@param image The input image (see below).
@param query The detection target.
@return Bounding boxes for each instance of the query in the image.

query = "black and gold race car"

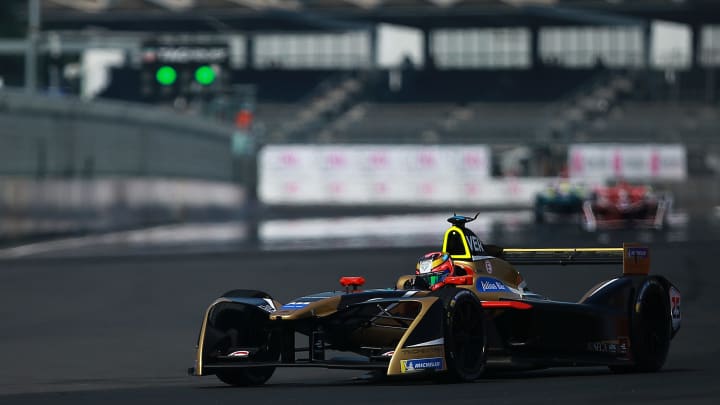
[189,215,682,386]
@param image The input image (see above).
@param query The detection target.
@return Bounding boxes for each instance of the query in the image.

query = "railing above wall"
[0,88,233,140]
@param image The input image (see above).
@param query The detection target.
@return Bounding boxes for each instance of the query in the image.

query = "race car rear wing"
[503,243,650,275]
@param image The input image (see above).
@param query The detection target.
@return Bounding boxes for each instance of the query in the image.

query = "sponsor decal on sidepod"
[587,338,629,354]
[400,357,444,373]
[476,277,509,292]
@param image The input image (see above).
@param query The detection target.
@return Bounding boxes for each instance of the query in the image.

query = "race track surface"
[1,217,719,404]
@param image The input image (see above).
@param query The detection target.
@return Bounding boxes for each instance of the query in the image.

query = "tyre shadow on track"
[193,367,697,389]
[483,366,696,380]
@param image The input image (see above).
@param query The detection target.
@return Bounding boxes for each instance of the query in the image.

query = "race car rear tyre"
[436,288,487,382]
[213,289,279,386]
[610,278,671,373]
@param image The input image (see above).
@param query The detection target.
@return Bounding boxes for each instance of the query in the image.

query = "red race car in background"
[582,181,672,231]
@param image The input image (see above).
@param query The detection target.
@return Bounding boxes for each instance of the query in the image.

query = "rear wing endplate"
[503,243,649,275]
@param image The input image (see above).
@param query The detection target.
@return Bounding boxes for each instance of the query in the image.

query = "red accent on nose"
[340,276,366,287]
[481,301,533,310]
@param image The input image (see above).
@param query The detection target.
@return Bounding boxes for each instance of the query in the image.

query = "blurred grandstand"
[1,0,720,239]
[3,1,714,147]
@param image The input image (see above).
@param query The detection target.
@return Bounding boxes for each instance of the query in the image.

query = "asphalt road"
[1,218,719,404]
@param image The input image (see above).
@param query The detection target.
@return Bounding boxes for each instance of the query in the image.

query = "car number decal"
[669,286,681,331]
[485,260,493,274]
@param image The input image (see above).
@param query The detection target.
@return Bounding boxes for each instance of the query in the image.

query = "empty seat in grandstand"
[443,103,550,143]
[330,103,452,142]
[254,103,303,138]
[324,102,553,144]
[585,102,719,144]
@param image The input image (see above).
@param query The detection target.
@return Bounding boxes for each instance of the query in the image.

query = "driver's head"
[415,252,454,289]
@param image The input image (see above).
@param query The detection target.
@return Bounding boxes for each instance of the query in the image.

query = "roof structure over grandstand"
[42,0,720,32]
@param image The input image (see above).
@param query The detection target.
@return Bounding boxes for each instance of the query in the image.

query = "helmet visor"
[418,271,449,287]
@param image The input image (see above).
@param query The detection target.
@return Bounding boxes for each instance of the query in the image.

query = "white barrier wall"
[259,145,548,206]
[568,144,687,181]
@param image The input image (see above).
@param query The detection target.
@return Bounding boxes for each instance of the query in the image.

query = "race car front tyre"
[610,278,671,373]
[216,368,275,387]
[212,289,279,386]
[436,288,487,382]
[220,289,272,299]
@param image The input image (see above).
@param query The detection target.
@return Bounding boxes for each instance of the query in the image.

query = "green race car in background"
[534,180,589,223]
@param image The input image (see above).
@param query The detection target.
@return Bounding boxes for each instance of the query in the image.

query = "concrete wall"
[0,89,246,240]
[0,89,235,180]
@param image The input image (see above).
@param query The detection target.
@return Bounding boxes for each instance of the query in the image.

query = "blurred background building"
[0,0,719,242]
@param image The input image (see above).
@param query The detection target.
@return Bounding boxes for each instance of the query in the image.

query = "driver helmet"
[415,252,454,289]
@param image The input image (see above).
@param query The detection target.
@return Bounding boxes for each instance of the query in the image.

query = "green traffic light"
[155,66,177,86]
[195,65,216,86]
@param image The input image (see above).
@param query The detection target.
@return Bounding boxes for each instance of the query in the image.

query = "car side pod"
[480,301,533,310]
[444,275,474,285]
[385,289,488,382]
